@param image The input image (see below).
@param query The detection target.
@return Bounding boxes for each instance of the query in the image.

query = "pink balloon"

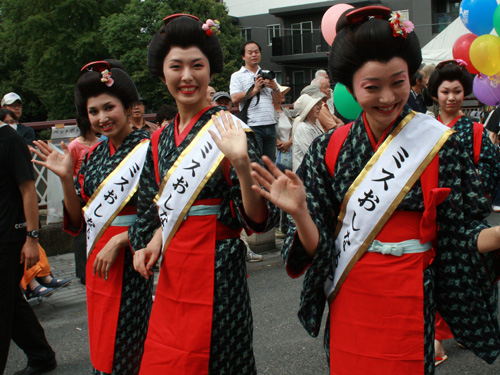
[321,4,355,46]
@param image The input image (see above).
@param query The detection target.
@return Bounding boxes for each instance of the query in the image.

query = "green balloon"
[494,4,500,36]
[333,83,362,120]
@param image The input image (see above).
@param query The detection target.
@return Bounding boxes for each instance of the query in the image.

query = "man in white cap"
[1,92,35,146]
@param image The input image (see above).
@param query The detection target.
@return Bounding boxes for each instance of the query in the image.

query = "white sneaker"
[492,205,500,213]
[246,249,263,262]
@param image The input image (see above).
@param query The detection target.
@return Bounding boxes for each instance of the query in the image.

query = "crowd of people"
[2,5,500,375]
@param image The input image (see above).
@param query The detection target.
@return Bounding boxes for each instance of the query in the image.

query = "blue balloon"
[460,0,497,36]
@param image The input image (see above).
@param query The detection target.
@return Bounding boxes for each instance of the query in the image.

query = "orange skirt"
[329,212,434,375]
[86,224,127,373]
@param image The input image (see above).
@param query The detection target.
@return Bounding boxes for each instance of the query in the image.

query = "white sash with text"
[155,113,249,253]
[83,139,150,257]
[324,113,452,302]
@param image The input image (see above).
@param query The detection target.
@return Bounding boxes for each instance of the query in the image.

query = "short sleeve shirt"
[0,125,35,242]
[229,66,276,127]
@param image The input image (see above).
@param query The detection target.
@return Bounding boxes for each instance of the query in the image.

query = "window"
[267,24,281,46]
[240,28,252,42]
[291,21,313,54]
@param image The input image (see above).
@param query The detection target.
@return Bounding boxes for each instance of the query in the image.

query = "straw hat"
[277,84,291,95]
[293,93,326,123]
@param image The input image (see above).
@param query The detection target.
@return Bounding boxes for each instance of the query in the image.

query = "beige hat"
[294,93,325,123]
[277,84,290,95]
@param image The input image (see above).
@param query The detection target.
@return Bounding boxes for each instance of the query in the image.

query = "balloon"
[494,4,500,36]
[333,83,362,120]
[452,33,479,74]
[460,0,497,35]
[469,34,500,75]
[321,4,354,45]
[473,75,500,106]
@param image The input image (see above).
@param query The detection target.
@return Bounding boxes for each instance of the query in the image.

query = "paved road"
[5,225,500,374]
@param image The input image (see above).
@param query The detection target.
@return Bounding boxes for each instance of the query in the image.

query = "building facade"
[224,0,460,102]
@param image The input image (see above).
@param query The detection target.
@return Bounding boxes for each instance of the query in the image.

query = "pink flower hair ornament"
[389,12,414,38]
[202,19,220,37]
[100,69,114,87]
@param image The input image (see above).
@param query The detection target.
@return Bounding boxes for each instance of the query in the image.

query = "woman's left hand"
[209,111,248,166]
[93,232,128,280]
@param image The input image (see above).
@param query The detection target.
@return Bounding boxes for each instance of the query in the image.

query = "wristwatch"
[26,229,39,239]
[273,87,280,93]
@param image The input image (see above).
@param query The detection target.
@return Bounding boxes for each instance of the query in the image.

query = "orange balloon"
[470,35,500,75]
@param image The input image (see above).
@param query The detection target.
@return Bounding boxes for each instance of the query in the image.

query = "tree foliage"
[0,0,243,121]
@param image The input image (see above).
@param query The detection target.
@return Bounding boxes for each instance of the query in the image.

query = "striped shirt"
[230,66,276,127]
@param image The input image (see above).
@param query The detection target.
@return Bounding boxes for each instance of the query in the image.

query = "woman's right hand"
[133,247,160,280]
[30,140,73,180]
[251,155,307,217]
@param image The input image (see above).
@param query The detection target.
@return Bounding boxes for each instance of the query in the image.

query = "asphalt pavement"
[5,219,500,374]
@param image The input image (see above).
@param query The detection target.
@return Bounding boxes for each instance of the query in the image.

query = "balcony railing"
[272,32,329,57]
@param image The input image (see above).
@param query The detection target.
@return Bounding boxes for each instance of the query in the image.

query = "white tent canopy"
[422,17,498,66]
[421,18,470,65]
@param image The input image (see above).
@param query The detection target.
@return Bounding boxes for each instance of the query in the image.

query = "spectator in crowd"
[0,112,57,375]
[212,91,232,109]
[1,92,35,146]
[230,40,281,161]
[315,70,335,114]
[311,76,344,131]
[292,93,325,172]
[68,117,100,285]
[155,104,177,128]
[206,86,216,106]
[130,96,159,134]
[0,109,72,296]
[407,69,428,113]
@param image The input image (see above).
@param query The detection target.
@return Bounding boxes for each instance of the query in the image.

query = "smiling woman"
[129,14,276,375]
[30,59,153,375]
[250,5,500,375]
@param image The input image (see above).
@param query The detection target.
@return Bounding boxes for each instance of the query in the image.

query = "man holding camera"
[230,41,281,161]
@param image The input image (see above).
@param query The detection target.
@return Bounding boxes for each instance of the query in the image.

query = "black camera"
[258,70,275,80]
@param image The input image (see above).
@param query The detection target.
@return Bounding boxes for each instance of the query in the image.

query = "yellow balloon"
[470,35,500,76]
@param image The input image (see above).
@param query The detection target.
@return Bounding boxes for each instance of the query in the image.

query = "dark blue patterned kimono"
[282,106,500,375]
[440,114,500,196]
[71,130,153,375]
[129,106,277,375]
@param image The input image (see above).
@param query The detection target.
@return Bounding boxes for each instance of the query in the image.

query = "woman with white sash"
[427,59,500,365]
[31,60,152,375]
[130,15,275,375]
[251,6,500,375]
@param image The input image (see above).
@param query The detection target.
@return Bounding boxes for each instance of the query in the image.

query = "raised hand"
[251,156,307,217]
[30,140,73,180]
[209,111,249,166]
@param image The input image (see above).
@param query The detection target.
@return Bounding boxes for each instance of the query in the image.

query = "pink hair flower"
[202,19,221,36]
[402,20,414,34]
[100,69,114,87]
[456,59,468,67]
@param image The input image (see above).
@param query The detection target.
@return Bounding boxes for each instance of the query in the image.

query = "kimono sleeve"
[434,134,500,363]
[281,133,338,337]
[477,127,500,197]
[128,143,161,251]
[226,129,278,233]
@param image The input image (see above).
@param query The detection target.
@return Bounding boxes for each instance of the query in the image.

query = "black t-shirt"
[485,107,500,134]
[0,125,35,242]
